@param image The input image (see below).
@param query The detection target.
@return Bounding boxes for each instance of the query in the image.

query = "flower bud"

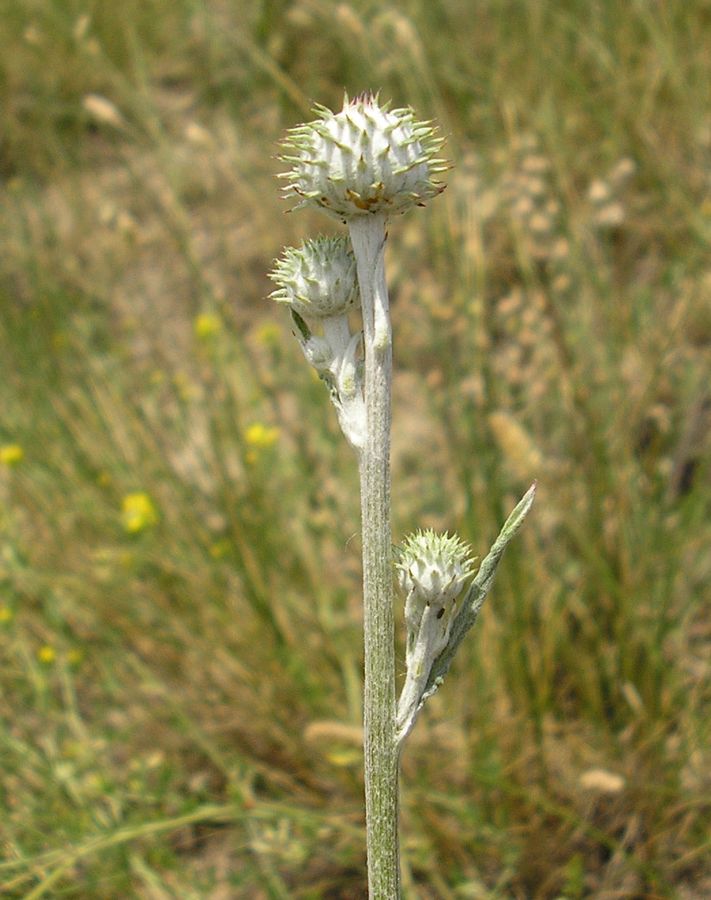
[279,93,448,221]
[268,235,359,319]
[395,530,476,739]
[396,529,476,635]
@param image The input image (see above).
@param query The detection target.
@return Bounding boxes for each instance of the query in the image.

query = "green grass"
[1,0,709,896]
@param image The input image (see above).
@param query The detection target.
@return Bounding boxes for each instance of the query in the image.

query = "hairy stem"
[349,213,400,899]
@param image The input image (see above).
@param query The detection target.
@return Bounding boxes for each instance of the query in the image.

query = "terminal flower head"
[269,235,359,320]
[279,93,448,221]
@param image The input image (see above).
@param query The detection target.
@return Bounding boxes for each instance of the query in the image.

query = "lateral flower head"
[268,235,359,319]
[396,530,476,633]
[279,93,448,221]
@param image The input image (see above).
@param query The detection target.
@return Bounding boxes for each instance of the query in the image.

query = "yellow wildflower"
[38,645,56,664]
[0,605,13,624]
[244,423,280,450]
[209,539,231,559]
[122,492,158,533]
[194,312,222,339]
[0,444,24,466]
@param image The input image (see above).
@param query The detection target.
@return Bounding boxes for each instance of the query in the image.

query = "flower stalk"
[349,212,399,896]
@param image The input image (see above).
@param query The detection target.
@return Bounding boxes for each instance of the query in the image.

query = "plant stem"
[348,213,400,899]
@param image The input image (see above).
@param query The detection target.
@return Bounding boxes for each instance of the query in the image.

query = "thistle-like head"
[268,235,359,319]
[279,93,448,221]
[396,529,476,613]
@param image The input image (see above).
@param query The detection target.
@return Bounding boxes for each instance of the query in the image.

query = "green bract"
[268,235,359,319]
[279,93,448,221]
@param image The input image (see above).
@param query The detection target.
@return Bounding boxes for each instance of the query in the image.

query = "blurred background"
[1,1,709,897]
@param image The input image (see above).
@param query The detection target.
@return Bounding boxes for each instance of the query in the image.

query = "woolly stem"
[322,314,351,354]
[396,605,440,744]
[349,212,400,899]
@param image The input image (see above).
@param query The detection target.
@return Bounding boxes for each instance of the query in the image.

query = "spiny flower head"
[396,529,476,611]
[279,93,448,220]
[268,235,359,319]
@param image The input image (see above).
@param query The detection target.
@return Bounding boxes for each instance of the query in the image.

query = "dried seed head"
[279,92,448,221]
[268,235,359,319]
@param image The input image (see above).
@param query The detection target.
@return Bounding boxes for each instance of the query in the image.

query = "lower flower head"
[396,529,476,610]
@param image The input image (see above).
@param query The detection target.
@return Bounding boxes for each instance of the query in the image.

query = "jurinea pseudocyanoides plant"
[269,93,535,898]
